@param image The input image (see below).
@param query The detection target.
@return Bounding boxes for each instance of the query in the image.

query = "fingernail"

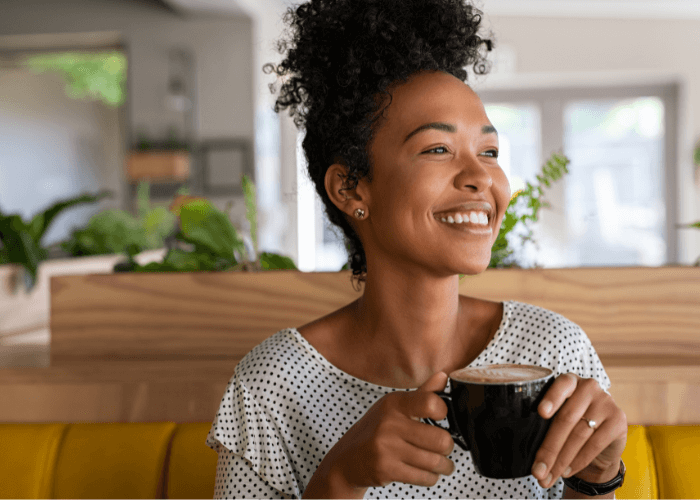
[563,467,572,478]
[544,473,552,486]
[541,401,552,416]
[533,462,547,478]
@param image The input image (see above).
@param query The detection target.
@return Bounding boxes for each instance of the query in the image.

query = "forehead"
[377,71,487,130]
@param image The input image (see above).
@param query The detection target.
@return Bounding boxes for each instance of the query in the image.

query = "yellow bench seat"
[0,423,698,498]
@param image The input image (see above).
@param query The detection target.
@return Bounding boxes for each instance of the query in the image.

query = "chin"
[458,260,491,276]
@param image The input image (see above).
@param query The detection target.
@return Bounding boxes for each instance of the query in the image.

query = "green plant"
[487,152,571,270]
[114,174,298,273]
[133,126,192,152]
[20,51,127,108]
[60,181,179,259]
[0,190,114,294]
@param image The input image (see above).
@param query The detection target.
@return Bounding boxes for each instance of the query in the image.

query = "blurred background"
[1,0,699,273]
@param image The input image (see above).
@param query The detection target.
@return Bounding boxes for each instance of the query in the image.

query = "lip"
[433,201,493,223]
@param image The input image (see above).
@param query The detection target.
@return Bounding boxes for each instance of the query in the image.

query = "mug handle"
[422,390,470,451]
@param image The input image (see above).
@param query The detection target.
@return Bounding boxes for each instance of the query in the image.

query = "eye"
[423,146,450,155]
[481,149,499,158]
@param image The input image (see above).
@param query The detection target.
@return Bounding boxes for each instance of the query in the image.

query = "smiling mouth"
[436,218,493,235]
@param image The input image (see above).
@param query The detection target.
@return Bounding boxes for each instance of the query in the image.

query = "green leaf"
[141,207,177,249]
[28,190,114,243]
[488,152,570,269]
[242,174,258,260]
[21,51,127,108]
[136,181,151,221]
[259,252,298,270]
[178,199,245,262]
[0,190,112,293]
[0,214,46,292]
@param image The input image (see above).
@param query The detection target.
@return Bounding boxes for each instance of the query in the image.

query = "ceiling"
[159,0,700,20]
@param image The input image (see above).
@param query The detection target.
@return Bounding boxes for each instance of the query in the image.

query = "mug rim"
[448,364,554,386]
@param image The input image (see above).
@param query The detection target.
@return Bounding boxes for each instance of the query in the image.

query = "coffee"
[423,363,555,479]
[450,364,551,384]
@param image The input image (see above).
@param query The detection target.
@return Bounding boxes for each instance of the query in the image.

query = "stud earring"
[354,208,365,219]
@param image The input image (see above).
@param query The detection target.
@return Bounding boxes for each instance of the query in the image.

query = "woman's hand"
[531,373,628,489]
[308,371,456,497]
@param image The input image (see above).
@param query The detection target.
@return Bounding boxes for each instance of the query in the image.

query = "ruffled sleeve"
[571,326,612,394]
[206,371,302,499]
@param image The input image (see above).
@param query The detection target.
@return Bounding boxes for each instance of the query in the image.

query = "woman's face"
[360,69,511,276]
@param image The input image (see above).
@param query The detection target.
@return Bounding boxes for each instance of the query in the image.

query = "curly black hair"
[263,0,493,291]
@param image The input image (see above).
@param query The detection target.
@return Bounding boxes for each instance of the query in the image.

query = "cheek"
[492,169,511,206]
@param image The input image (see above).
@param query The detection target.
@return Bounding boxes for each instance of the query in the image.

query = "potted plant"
[111,174,297,274]
[0,190,115,295]
[0,189,116,364]
[126,126,191,182]
[59,180,179,267]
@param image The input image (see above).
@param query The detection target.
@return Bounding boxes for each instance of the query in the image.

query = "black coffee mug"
[422,364,556,479]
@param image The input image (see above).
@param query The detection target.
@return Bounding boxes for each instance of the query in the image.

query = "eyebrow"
[403,122,498,144]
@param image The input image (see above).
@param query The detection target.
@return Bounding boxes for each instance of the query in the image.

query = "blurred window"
[480,83,678,268]
[297,83,678,271]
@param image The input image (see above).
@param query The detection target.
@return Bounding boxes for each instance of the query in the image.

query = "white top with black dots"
[206,300,612,499]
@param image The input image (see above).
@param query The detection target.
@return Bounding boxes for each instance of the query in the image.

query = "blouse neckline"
[288,300,512,392]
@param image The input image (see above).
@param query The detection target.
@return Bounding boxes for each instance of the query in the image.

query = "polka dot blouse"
[206,300,612,499]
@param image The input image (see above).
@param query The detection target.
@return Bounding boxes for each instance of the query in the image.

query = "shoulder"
[506,300,588,340]
[505,301,610,387]
[231,328,307,389]
[501,301,595,362]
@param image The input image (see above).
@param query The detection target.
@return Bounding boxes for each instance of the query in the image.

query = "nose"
[455,153,494,192]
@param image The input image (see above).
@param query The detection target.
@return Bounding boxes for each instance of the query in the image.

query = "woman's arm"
[213,447,295,499]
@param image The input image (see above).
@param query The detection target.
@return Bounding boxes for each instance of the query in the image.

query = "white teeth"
[439,211,489,226]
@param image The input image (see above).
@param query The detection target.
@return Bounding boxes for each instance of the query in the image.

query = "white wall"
[477,13,700,264]
[0,68,124,247]
[0,0,256,250]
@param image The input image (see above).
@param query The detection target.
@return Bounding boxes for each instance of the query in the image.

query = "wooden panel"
[49,270,363,365]
[456,266,700,360]
[606,366,700,425]
[0,267,698,424]
[48,267,700,364]
[0,378,228,424]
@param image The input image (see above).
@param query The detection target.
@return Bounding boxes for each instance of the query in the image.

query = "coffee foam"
[450,364,552,384]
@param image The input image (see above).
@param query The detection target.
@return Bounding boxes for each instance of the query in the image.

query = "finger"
[417,371,448,393]
[563,412,628,479]
[405,390,448,423]
[403,419,455,456]
[538,373,579,419]
[393,461,442,488]
[542,412,608,487]
[532,378,599,485]
[398,440,456,478]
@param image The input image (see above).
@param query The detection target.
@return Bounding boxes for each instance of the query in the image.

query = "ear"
[324,162,366,217]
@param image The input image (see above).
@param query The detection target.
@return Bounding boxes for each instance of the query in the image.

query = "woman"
[206,0,628,498]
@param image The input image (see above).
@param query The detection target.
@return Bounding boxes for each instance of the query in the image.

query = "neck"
[349,269,471,388]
